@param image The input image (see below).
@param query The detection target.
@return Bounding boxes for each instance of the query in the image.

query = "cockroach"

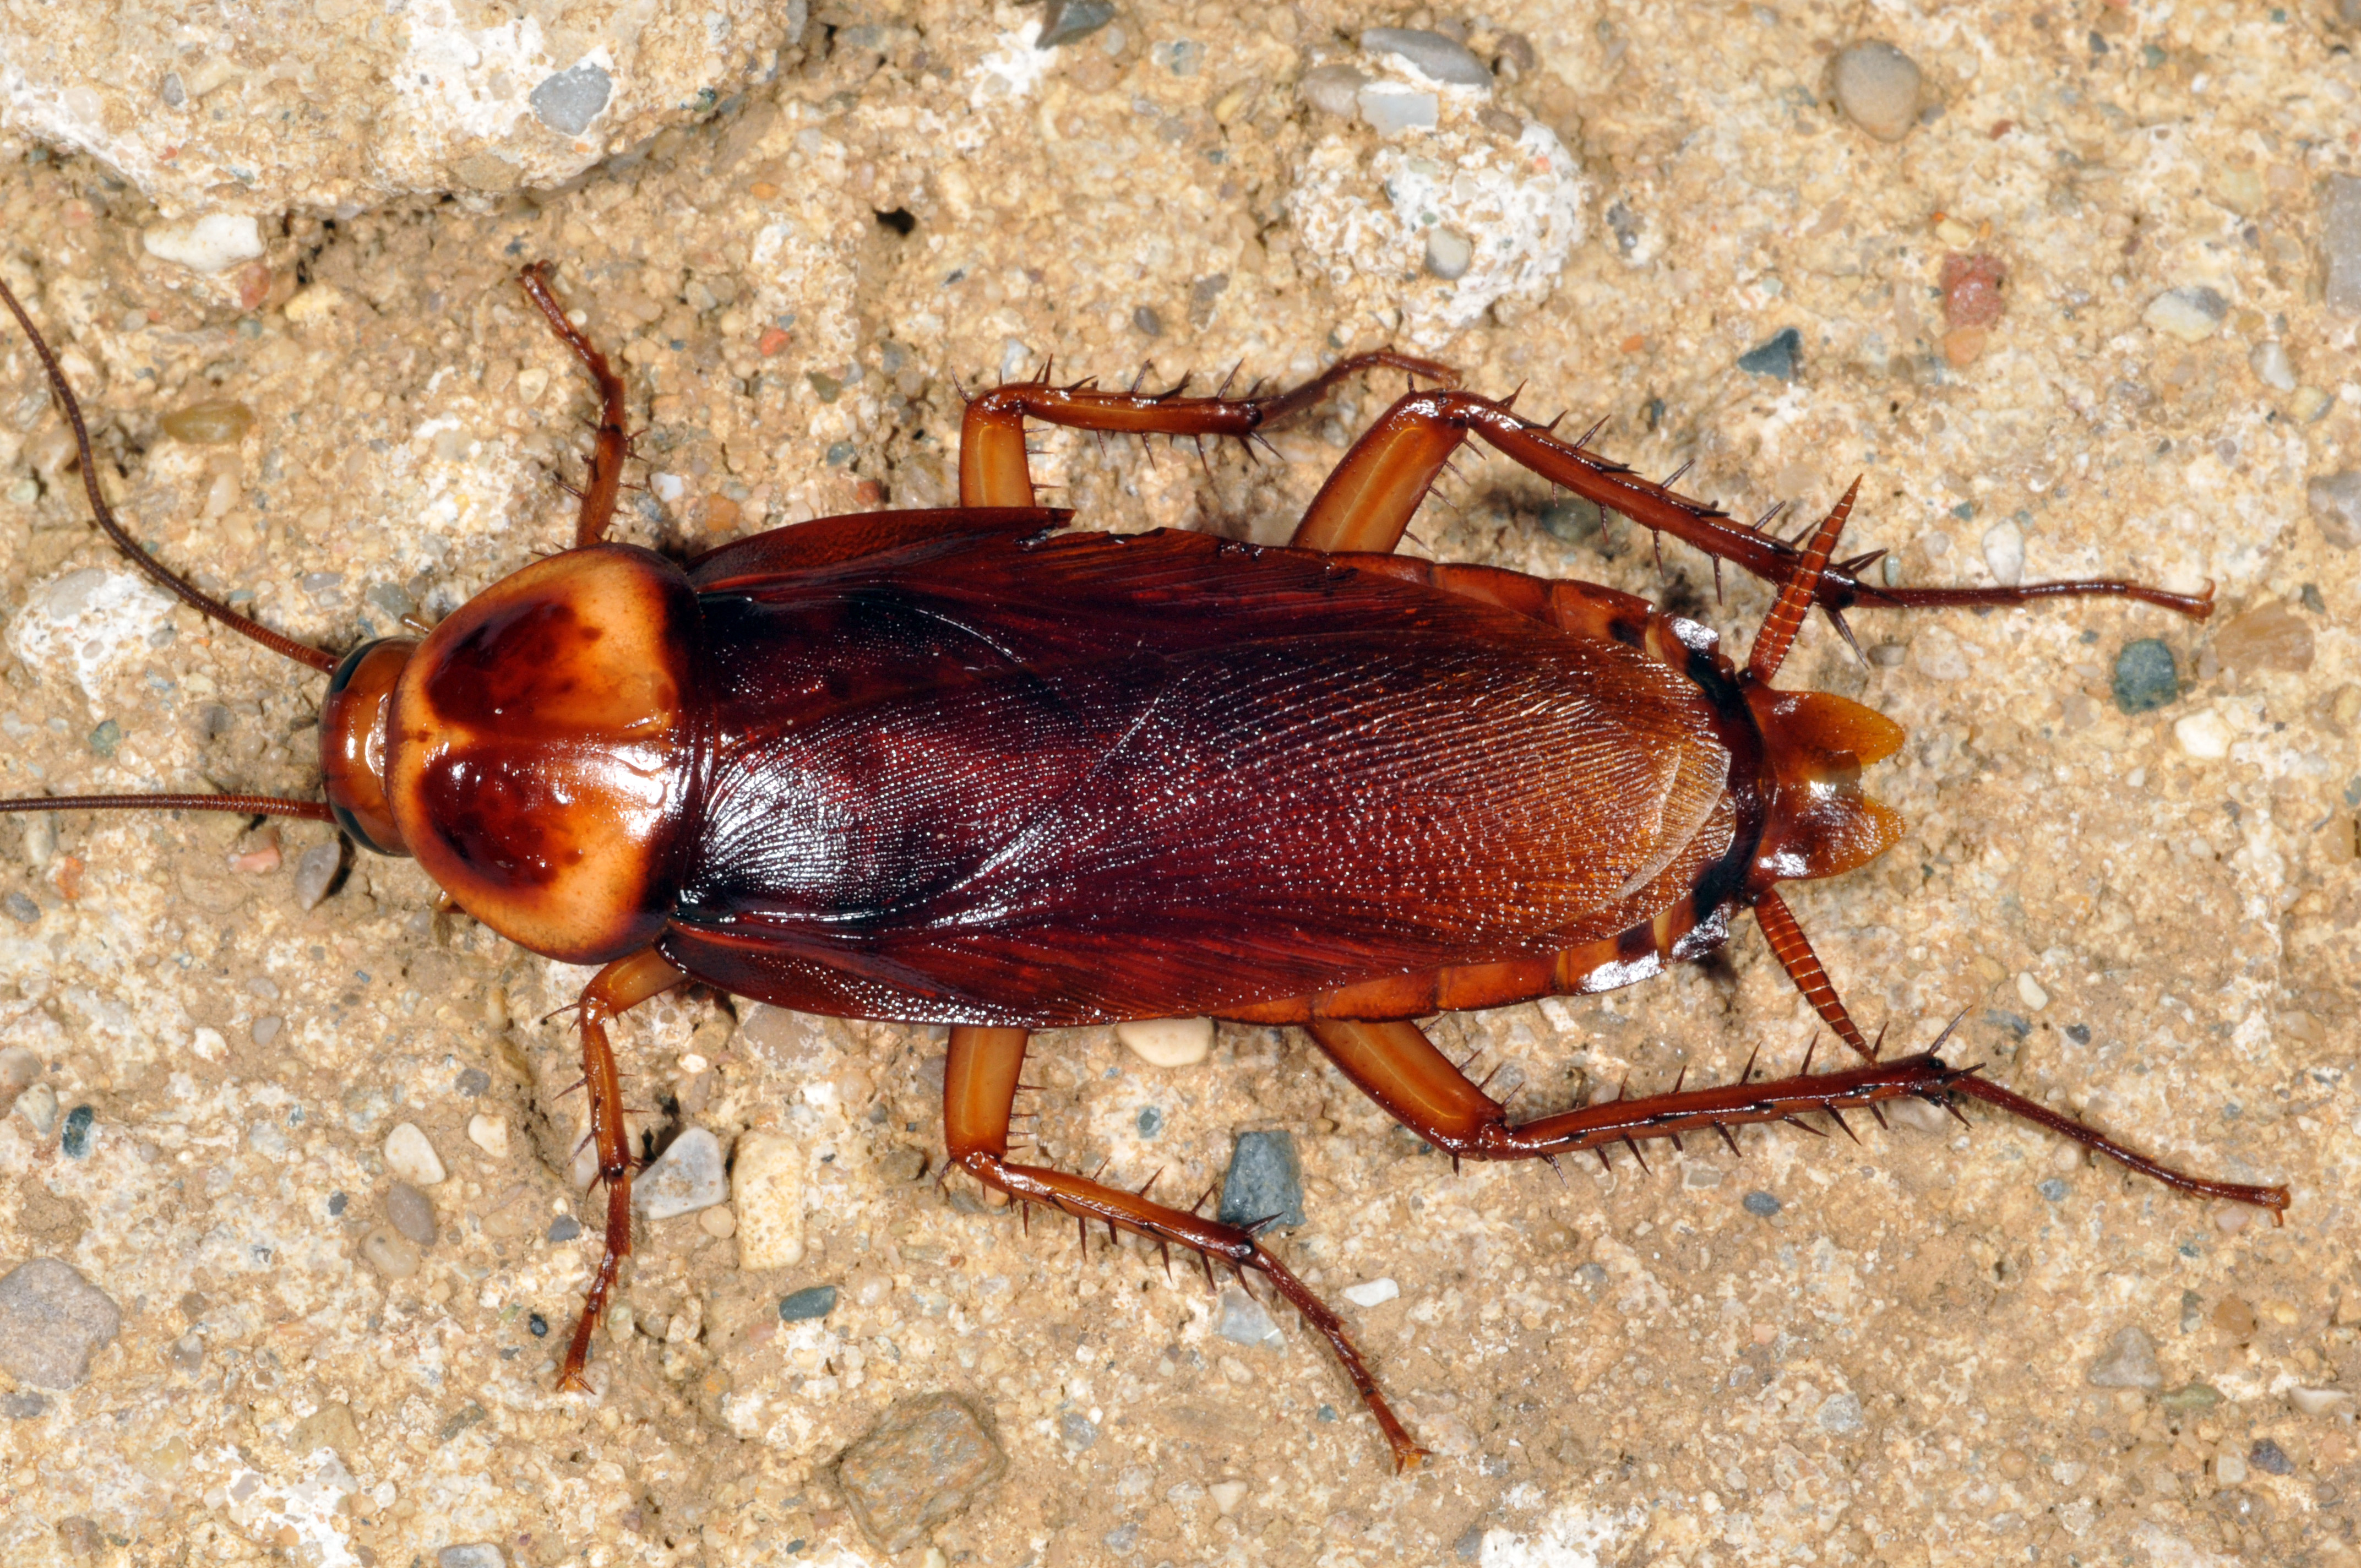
[0,262,2287,1473]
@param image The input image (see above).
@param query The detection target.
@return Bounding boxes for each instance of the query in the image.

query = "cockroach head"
[1742,686,1907,890]
[320,636,418,857]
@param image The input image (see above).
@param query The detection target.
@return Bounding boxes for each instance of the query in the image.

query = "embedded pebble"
[60,1105,94,1158]
[2251,1437,2294,1475]
[732,1130,806,1267]
[2,891,36,925]
[529,64,612,137]
[1981,520,2025,586]
[2212,601,2314,674]
[2217,1447,2249,1485]
[834,1392,1010,1555]
[0,1045,40,1109]
[293,842,341,910]
[360,1227,421,1280]
[698,1205,737,1239]
[1737,328,1801,381]
[2110,640,2179,714]
[1742,1190,1782,1217]
[438,1547,508,1568]
[455,1067,492,1097]
[1037,0,1117,50]
[2146,286,2228,342]
[1356,83,1438,135]
[2086,1325,2162,1388]
[1828,41,1923,142]
[2325,173,2361,316]
[2173,710,2233,760]
[1217,1130,1305,1229]
[779,1284,837,1322]
[2251,341,2297,392]
[384,1123,448,1187]
[1215,1286,1283,1348]
[0,1258,123,1390]
[1210,1479,1249,1514]
[2,1392,48,1418]
[637,1126,727,1219]
[2037,1178,2069,1202]
[17,1082,60,1137]
[2162,1382,2222,1412]
[2306,471,2361,550]
[142,214,265,274]
[161,401,255,446]
[1114,1016,1212,1068]
[2016,971,2049,1011]
[546,1215,583,1243]
[466,1114,509,1158]
[1297,63,1368,118]
[385,1182,437,1246]
[1817,1392,1864,1434]
[1939,253,2005,328]
[1541,496,1603,545]
[1059,1411,1098,1450]
[2292,1387,2353,1417]
[1361,28,1492,87]
[1423,226,1475,281]
[1342,1277,1400,1308]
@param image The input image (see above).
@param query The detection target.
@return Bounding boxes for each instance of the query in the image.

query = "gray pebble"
[834,1392,1010,1555]
[251,1015,282,1047]
[779,1284,837,1322]
[293,841,341,910]
[2087,1324,2163,1389]
[1297,63,1368,118]
[160,71,185,108]
[2308,471,2361,549]
[2250,1437,2294,1476]
[1,1391,47,1418]
[1829,40,1923,142]
[455,1066,492,1097]
[1217,1130,1305,1229]
[2,891,36,925]
[1037,0,1116,49]
[1357,82,1439,134]
[0,1258,123,1390]
[547,1214,583,1243]
[1058,1410,1098,1449]
[1493,32,1537,80]
[2324,174,2361,317]
[1738,328,1802,381]
[1131,304,1164,337]
[170,1332,205,1374]
[1572,1261,1609,1294]
[2038,1177,2069,1202]
[1816,1392,1864,1434]
[298,571,345,606]
[438,1547,508,1568]
[2111,639,2179,714]
[1867,641,1907,668]
[1423,227,1475,281]
[1215,1284,1282,1348]
[60,1104,94,1158]
[1539,496,1603,546]
[1742,1190,1782,1217]
[530,63,612,137]
[635,1126,727,1219]
[1361,27,1493,87]
[385,1181,438,1246]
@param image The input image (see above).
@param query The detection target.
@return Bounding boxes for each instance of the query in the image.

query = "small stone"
[466,1114,509,1158]
[1059,1410,1098,1449]
[2249,1438,2294,1476]
[1131,304,1163,337]
[530,63,612,136]
[698,1204,736,1238]
[1357,83,1438,134]
[2289,385,2335,423]
[1939,253,2006,328]
[385,1182,437,1246]
[1829,41,1924,142]
[2212,601,2314,675]
[2251,341,2297,392]
[2324,174,2361,317]
[2,1391,47,1418]
[637,1127,726,1219]
[1342,1277,1400,1308]
[384,1122,448,1186]
[143,213,265,274]
[2213,1295,2259,1336]
[1982,520,2025,586]
[2016,971,2049,1011]
[2,892,37,925]
[293,842,341,910]
[1215,1285,1283,1348]
[1817,1392,1864,1434]
[17,1082,59,1137]
[0,1259,122,1390]
[1737,327,1802,380]
[2087,1325,2163,1389]
[1217,1130,1305,1229]
[360,1226,421,1281]
[161,400,255,446]
[1683,1163,1724,1189]
[291,1401,363,1459]
[732,1130,806,1267]
[1423,226,1475,281]
[2305,472,2361,549]
[2217,1448,2249,1485]
[2110,639,2179,714]
[1114,1016,1212,1068]
[86,720,121,759]
[2173,710,2233,759]
[1297,63,1368,117]
[58,1518,103,1559]
[779,1284,837,1322]
[547,1215,583,1243]
[438,1548,508,1568]
[1540,496,1603,545]
[1743,1190,1782,1217]
[833,1392,1010,1555]
[455,1066,492,1097]
[2292,1387,2353,1417]
[1210,1479,1248,1514]
[60,1104,94,1158]
[169,1332,204,1374]
[2037,1178,2069,1202]
[1361,27,1492,86]
[1037,0,1116,49]
[2162,1382,2224,1412]
[2145,286,2228,342]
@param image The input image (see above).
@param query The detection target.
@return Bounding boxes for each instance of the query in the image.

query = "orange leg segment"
[557,947,689,1391]
[521,263,633,548]
[943,1025,1433,1472]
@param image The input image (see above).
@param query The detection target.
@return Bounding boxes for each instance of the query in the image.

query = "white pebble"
[2016,972,2049,1012]
[1423,227,1475,281]
[1114,1016,1213,1069]
[1829,41,1923,143]
[1357,82,1438,134]
[1297,63,1368,117]
[142,213,265,274]
[1215,1286,1283,1349]
[698,1205,737,1239]
[1209,1480,1249,1515]
[2216,1449,2248,1485]
[2292,1387,2353,1417]
[466,1114,509,1159]
[1343,1278,1400,1308]
[360,1226,420,1281]
[2173,710,2233,760]
[731,1130,807,1268]
[1981,520,2025,587]
[635,1127,726,1219]
[2251,341,2297,392]
[16,1082,59,1137]
[383,1122,448,1186]
[2145,286,2228,342]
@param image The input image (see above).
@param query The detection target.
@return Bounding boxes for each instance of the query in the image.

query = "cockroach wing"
[662,527,1731,1026]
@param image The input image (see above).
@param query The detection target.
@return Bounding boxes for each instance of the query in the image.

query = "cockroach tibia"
[0,262,2286,1472]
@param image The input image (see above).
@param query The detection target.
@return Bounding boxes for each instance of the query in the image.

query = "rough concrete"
[0,3,2356,1565]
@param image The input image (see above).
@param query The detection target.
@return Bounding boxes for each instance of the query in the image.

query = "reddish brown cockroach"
[0,263,2286,1472]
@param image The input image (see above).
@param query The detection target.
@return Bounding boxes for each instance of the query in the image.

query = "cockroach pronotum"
[0,260,2287,1472]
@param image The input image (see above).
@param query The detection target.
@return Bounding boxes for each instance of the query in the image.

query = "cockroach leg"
[943,1025,1432,1472]
[956,350,1460,509]
[518,263,631,548]
[556,948,688,1392]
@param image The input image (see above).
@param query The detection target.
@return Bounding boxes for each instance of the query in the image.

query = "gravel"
[833,1392,1010,1554]
[1297,63,1368,118]
[360,1227,421,1280]
[1742,1191,1782,1217]
[1361,28,1493,87]
[437,1547,508,1568]
[1114,1016,1211,1068]
[2086,1325,2163,1389]
[637,1126,727,1219]
[1343,1277,1400,1308]
[2110,639,2180,714]
[1037,0,1116,49]
[1828,41,1924,141]
[2250,1437,2294,1476]
[732,1130,805,1265]
[1737,328,1801,380]
[530,64,612,136]
[60,1104,94,1158]
[385,1182,437,1246]
[2145,286,2228,341]
[384,1122,448,1186]
[1981,520,2025,586]
[1217,1130,1305,1229]
[779,1284,837,1322]
[0,1260,122,1389]
[2324,174,2361,316]
[1424,227,1475,281]
[1357,83,1438,135]
[292,841,341,910]
[1215,1285,1283,1348]
[1817,1392,1864,1434]
[2308,471,2361,549]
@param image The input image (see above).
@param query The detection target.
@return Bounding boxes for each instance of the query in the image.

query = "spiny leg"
[1287,387,2212,619]
[958,350,1460,509]
[1303,1017,2287,1216]
[943,1025,1430,1471]
[519,263,633,548]
[557,948,688,1391]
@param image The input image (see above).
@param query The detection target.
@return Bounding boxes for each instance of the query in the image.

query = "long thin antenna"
[0,794,334,823]
[0,272,338,673]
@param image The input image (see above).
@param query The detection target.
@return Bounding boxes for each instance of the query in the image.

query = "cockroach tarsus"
[0,259,2288,1475]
